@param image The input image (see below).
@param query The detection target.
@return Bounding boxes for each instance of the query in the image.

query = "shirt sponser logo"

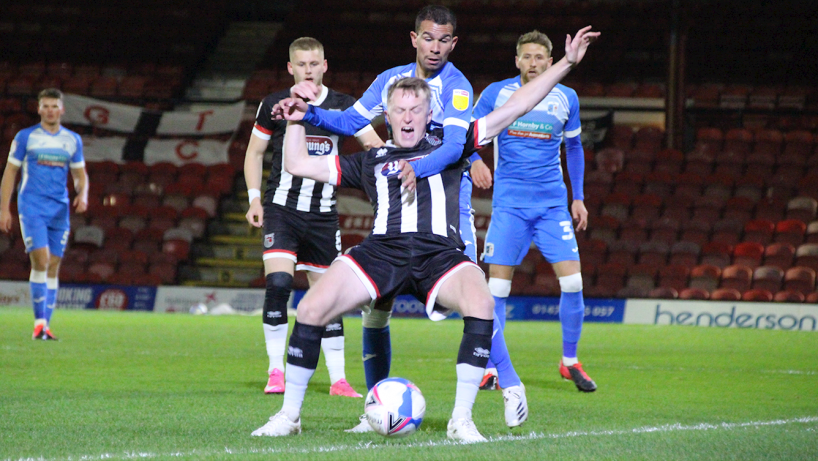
[473,347,490,358]
[36,153,68,167]
[325,323,342,331]
[508,130,552,140]
[306,136,334,156]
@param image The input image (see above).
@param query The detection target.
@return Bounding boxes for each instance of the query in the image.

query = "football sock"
[45,277,58,326]
[486,277,511,373]
[453,317,493,419]
[492,315,521,389]
[29,270,47,322]
[362,308,392,390]
[263,272,292,373]
[321,316,346,384]
[283,321,323,421]
[559,273,585,359]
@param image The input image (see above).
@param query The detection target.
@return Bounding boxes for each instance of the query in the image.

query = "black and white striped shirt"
[253,86,367,213]
[327,137,467,244]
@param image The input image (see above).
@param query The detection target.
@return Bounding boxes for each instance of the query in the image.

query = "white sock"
[563,356,579,367]
[321,336,346,384]
[484,367,497,376]
[452,363,483,420]
[282,364,314,422]
[263,323,287,373]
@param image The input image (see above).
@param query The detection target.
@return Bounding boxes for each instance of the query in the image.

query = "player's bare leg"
[253,261,372,436]
[305,270,362,397]
[435,266,494,443]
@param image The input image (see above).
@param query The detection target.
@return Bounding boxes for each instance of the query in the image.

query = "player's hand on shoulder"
[470,158,493,189]
[246,199,264,228]
[397,160,417,192]
[572,200,588,231]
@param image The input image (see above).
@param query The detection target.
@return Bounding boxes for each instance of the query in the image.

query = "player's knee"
[559,273,583,293]
[362,308,391,329]
[263,272,293,326]
[488,277,512,298]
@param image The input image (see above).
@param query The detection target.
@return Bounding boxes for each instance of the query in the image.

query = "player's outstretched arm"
[70,166,89,213]
[482,26,599,140]
[243,133,269,228]
[0,164,19,233]
[283,121,331,183]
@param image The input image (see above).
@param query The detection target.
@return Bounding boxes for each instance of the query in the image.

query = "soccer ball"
[364,377,426,437]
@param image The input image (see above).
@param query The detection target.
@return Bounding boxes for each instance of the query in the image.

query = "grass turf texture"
[1,307,817,461]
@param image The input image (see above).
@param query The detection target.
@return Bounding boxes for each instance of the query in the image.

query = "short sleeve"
[7,131,27,167]
[70,132,85,168]
[252,98,276,141]
[564,90,582,139]
[335,151,365,190]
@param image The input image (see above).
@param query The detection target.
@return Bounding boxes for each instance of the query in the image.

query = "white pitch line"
[7,416,818,461]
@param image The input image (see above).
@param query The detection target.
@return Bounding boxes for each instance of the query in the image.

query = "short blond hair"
[387,77,431,108]
[516,30,552,58]
[289,37,324,62]
[38,88,63,102]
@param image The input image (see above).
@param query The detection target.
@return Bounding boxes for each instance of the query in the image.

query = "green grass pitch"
[1,306,817,460]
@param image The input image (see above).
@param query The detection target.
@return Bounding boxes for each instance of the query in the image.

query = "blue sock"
[559,291,585,356]
[362,326,391,390]
[491,315,521,388]
[45,287,57,324]
[563,341,578,359]
[30,281,47,320]
[485,294,508,371]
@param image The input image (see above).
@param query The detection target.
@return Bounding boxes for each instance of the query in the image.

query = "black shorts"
[337,234,480,321]
[262,204,340,272]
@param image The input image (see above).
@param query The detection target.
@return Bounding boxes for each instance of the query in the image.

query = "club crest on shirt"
[425,134,442,146]
[381,161,402,178]
[452,89,470,111]
[546,101,559,116]
[264,233,275,248]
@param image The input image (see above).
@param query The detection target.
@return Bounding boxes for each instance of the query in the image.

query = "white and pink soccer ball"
[364,377,426,437]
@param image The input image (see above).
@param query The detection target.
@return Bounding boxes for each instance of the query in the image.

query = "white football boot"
[251,411,301,436]
[345,414,374,433]
[502,383,528,427]
[446,417,487,443]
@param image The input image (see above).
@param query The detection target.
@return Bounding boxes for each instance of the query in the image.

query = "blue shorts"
[19,204,70,257]
[482,205,579,266]
[459,172,477,262]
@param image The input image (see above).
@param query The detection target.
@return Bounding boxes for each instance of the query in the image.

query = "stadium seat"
[637,241,669,266]
[653,149,684,175]
[711,288,742,301]
[723,197,755,224]
[650,217,681,245]
[783,266,816,295]
[595,148,625,173]
[89,215,118,233]
[720,264,754,292]
[752,265,785,293]
[753,129,784,156]
[88,261,116,282]
[773,219,807,246]
[679,287,710,300]
[162,194,191,212]
[600,193,631,222]
[734,174,765,202]
[633,126,664,153]
[104,227,134,251]
[795,243,818,271]
[607,240,639,267]
[743,219,776,245]
[710,219,743,246]
[119,215,148,234]
[120,249,149,266]
[700,242,733,268]
[732,242,765,268]
[148,217,176,235]
[162,239,191,261]
[679,219,711,246]
[658,264,690,292]
[723,128,754,157]
[589,215,620,246]
[528,273,561,296]
[694,127,723,154]
[619,218,650,244]
[786,196,817,223]
[192,194,219,218]
[73,225,105,249]
[690,264,721,291]
[612,171,644,196]
[643,171,675,196]
[668,241,701,267]
[149,262,178,284]
[648,286,679,299]
[631,194,663,221]
[755,198,787,223]
[742,288,774,302]
[780,130,813,162]
[762,242,795,271]
[774,290,805,303]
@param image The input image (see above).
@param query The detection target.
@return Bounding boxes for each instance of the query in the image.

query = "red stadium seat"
[742,288,773,302]
[732,242,765,268]
[648,286,679,299]
[700,242,733,268]
[679,287,710,300]
[743,219,776,245]
[690,264,722,291]
[783,266,816,295]
[720,264,754,293]
[658,264,691,292]
[795,243,818,271]
[711,288,742,301]
[774,219,807,246]
[668,241,700,267]
[774,290,805,303]
[162,240,190,261]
